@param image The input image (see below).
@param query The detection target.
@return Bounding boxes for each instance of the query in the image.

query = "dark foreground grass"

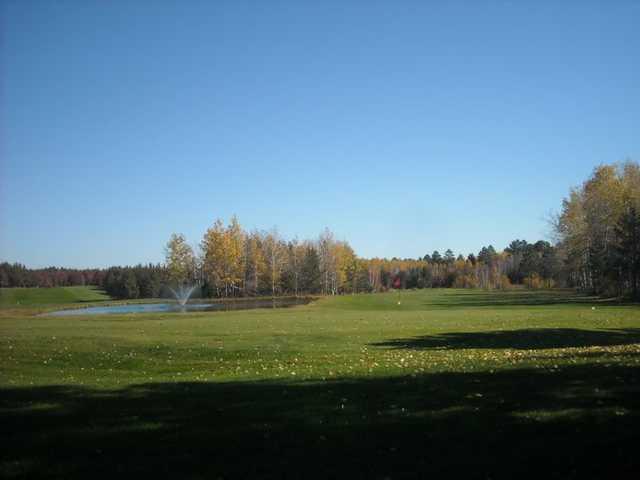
[1,288,640,478]
[2,364,639,479]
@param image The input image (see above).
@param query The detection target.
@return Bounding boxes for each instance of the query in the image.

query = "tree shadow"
[2,362,640,478]
[424,290,627,308]
[73,287,113,303]
[371,328,640,350]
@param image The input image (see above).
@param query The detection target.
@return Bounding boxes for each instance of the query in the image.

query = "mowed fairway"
[2,288,640,478]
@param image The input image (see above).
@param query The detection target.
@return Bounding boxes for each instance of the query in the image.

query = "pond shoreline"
[42,296,316,316]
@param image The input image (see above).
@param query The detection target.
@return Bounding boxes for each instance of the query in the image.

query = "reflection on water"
[45,298,312,316]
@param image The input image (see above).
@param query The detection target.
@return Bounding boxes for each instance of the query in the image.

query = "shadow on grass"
[2,362,640,478]
[425,290,627,308]
[71,287,113,303]
[371,328,640,350]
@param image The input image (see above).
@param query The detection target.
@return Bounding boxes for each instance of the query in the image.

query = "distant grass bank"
[0,286,110,307]
[1,288,639,478]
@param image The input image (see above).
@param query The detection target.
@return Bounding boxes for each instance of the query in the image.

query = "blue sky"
[1,0,639,268]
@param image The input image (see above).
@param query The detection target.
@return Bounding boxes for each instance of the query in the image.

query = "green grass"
[1,288,640,478]
[0,286,110,307]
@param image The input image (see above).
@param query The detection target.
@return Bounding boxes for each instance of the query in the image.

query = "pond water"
[45,298,312,316]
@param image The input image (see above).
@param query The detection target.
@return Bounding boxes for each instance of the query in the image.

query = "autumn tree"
[262,229,286,296]
[244,231,265,295]
[339,242,358,293]
[165,233,196,285]
[227,216,245,294]
[201,217,245,297]
[556,162,640,295]
[318,228,337,295]
[283,239,305,296]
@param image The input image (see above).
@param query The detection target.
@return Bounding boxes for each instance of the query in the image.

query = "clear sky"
[1,1,639,268]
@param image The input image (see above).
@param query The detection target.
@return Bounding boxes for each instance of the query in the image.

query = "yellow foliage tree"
[201,216,245,296]
[164,233,195,284]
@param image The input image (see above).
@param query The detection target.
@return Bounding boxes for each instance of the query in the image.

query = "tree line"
[2,160,637,299]
[0,239,564,299]
[162,218,562,298]
[165,222,360,298]
[0,263,105,288]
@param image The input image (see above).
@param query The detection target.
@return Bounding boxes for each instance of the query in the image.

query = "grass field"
[1,287,640,478]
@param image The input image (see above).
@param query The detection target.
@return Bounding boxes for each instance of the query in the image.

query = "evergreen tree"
[300,246,321,293]
[122,270,140,299]
[478,246,497,265]
[615,206,640,298]
[444,249,455,263]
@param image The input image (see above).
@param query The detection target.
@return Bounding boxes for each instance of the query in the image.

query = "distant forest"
[2,161,638,300]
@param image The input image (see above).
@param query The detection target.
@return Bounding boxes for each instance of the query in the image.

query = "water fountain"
[168,284,197,306]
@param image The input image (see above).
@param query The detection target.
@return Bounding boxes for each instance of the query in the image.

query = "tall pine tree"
[615,206,640,298]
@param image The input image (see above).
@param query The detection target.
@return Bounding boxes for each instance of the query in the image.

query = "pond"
[44,297,313,316]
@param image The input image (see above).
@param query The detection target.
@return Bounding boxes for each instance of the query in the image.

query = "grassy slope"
[1,289,640,478]
[0,286,110,307]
